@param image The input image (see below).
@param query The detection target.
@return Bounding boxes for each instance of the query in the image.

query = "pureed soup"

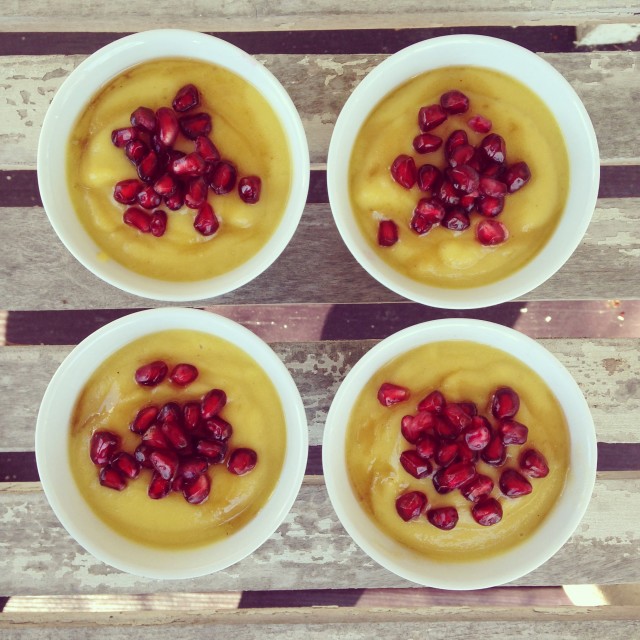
[349,66,570,288]
[69,329,286,549]
[345,340,569,561]
[67,58,291,281]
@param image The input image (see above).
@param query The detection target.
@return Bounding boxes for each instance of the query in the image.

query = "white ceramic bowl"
[35,308,308,579]
[323,319,596,590]
[37,30,309,301]
[327,35,599,309]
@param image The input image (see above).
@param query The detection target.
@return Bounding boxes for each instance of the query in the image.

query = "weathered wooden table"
[1,2,639,637]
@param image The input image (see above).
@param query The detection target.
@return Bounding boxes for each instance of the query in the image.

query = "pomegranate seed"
[439,462,476,489]
[150,449,179,481]
[228,448,258,475]
[123,207,152,233]
[207,160,237,195]
[395,490,427,521]
[443,403,472,431]
[483,160,506,179]
[172,475,186,493]
[456,441,478,464]
[183,402,202,433]
[491,387,520,419]
[130,106,157,132]
[447,164,479,194]
[500,468,533,497]
[417,390,445,413]
[432,468,453,494]
[110,451,140,479]
[467,152,483,173]
[377,382,410,407]
[468,114,492,133]
[377,219,398,247]
[498,419,529,445]
[134,443,155,469]
[412,198,445,230]
[171,152,206,177]
[447,143,475,168]
[148,472,172,499]
[130,405,159,434]
[442,207,470,231]
[158,402,182,425]
[183,473,211,504]
[479,177,507,198]
[137,185,162,210]
[410,212,432,236]
[476,219,509,246]
[436,180,460,206]
[201,388,227,419]
[504,161,531,193]
[440,90,469,114]
[111,127,139,148]
[169,363,199,386]
[137,150,160,183]
[445,129,468,155]
[194,201,220,236]
[238,176,262,204]
[125,139,148,165]
[165,185,185,211]
[418,104,447,132]
[90,431,120,466]
[156,107,179,147]
[459,194,476,212]
[464,415,491,450]
[435,440,459,467]
[435,416,461,440]
[195,135,220,163]
[461,474,494,503]
[141,424,171,450]
[150,209,167,237]
[459,401,477,416]
[480,133,506,164]
[472,497,503,526]
[153,173,177,198]
[413,133,442,154]
[172,84,200,112]
[203,417,233,442]
[135,360,168,386]
[519,448,550,478]
[417,164,442,192]
[161,421,190,451]
[416,433,437,459]
[390,155,417,189]
[196,439,227,463]
[427,506,458,530]
[481,434,507,467]
[401,413,433,444]
[179,456,209,481]
[179,112,212,140]
[475,194,504,217]
[99,466,127,491]
[113,179,143,204]
[399,450,432,479]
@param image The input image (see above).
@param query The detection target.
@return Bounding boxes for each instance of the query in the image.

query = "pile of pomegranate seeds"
[378,382,549,529]
[111,83,262,238]
[382,89,531,248]
[89,359,258,504]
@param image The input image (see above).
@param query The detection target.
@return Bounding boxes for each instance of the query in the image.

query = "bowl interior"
[35,308,308,579]
[37,30,309,301]
[327,35,599,309]
[322,319,596,589]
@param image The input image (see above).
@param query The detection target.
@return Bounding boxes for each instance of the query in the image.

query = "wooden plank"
[0,477,638,594]
[0,198,638,309]
[0,51,637,168]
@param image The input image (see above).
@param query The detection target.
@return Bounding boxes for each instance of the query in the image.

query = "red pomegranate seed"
[153,173,177,198]
[464,415,491,450]
[479,133,506,163]
[130,106,157,132]
[439,462,476,489]
[400,450,432,479]
[158,402,182,424]
[498,419,529,445]
[457,441,478,465]
[123,207,152,233]
[416,433,437,459]
[194,201,219,236]
[179,456,209,481]
[99,466,127,491]
[161,421,190,451]
[432,468,453,494]
[196,439,227,463]
[409,213,432,236]
[440,90,469,114]
[172,84,200,112]
[519,448,550,478]
[481,434,507,466]
[134,443,155,469]
[472,498,503,526]
[169,363,199,386]
[459,401,477,417]
[401,414,432,444]
[377,382,410,407]
[130,405,159,434]
[150,209,167,237]
[460,474,494,503]
[378,219,398,247]
[165,184,184,211]
[156,107,179,147]
[114,179,143,204]
[135,360,168,386]
[447,164,479,194]
[499,468,533,497]
[150,449,179,481]
[413,198,445,228]
[90,431,120,466]
[172,475,186,493]
[418,104,447,132]
[395,490,427,521]
[413,133,442,154]
[110,451,140,479]
[476,219,509,246]
[390,155,417,189]
[203,417,233,442]
[137,185,162,210]
[482,161,506,180]
[238,176,262,204]
[195,135,220,163]
[435,416,461,440]
[228,448,258,475]
[442,207,470,231]
[141,424,171,450]
[137,150,159,183]
[479,177,507,198]
[179,112,212,140]
[148,472,172,500]
[435,440,459,467]
[417,164,442,193]
[445,129,468,155]
[171,152,206,177]
[183,402,202,432]
[201,388,227,419]
[417,390,445,413]
[183,473,211,504]
[111,127,139,148]
[125,139,148,165]
[459,193,476,212]
[207,160,237,195]
[443,403,473,431]
[427,506,459,530]
[491,387,520,419]
[504,161,531,193]
[475,194,504,217]
[468,114,492,133]
[436,180,460,206]
[447,143,475,168]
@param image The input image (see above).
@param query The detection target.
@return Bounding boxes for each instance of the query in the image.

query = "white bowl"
[327,35,599,309]
[37,30,309,301]
[322,319,597,590]
[35,308,308,579]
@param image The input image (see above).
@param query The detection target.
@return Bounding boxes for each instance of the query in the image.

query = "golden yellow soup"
[349,66,569,288]
[69,329,286,549]
[346,341,569,561]
[67,58,291,281]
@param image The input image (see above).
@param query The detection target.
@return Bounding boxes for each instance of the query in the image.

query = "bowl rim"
[327,34,600,309]
[37,29,309,302]
[322,318,597,590]
[35,307,308,579]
